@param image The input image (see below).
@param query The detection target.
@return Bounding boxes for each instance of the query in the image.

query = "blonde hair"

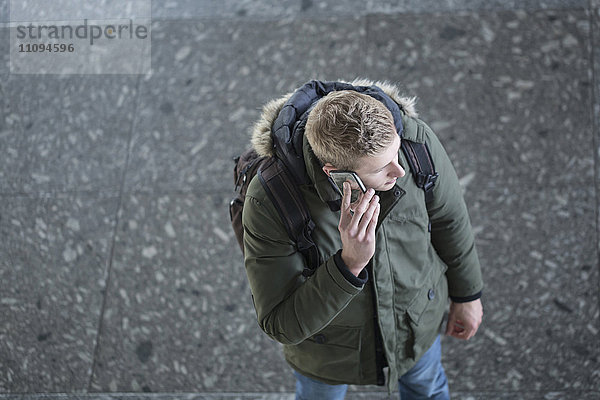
[305,91,397,170]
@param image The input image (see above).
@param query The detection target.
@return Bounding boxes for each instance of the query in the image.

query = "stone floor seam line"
[86,73,144,392]
[588,0,600,323]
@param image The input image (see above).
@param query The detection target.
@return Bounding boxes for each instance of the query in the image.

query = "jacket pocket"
[406,271,446,325]
[284,325,362,383]
[387,209,435,305]
[406,271,448,358]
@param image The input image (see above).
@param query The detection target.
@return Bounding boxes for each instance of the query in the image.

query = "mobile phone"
[329,171,367,203]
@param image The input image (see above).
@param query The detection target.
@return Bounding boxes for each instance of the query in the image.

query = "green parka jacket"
[242,79,483,393]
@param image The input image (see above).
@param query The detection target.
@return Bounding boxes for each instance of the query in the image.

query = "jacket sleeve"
[242,179,364,345]
[422,122,484,300]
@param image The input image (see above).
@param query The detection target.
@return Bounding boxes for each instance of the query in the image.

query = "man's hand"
[339,182,380,277]
[445,298,483,340]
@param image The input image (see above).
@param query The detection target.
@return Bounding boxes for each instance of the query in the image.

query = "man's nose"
[393,161,406,178]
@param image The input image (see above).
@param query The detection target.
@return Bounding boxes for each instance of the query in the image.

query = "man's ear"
[322,163,337,177]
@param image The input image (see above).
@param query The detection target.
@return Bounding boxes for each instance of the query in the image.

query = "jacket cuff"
[450,291,482,303]
[333,249,368,287]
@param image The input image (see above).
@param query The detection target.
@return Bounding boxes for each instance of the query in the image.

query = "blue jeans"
[294,335,449,400]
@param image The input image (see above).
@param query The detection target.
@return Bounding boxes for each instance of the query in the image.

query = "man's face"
[354,134,405,192]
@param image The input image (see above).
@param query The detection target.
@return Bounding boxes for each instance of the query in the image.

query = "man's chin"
[377,182,397,192]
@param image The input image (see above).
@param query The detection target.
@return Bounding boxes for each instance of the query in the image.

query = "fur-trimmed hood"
[251,78,419,158]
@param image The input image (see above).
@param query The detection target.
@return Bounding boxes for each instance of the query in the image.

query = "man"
[242,79,483,399]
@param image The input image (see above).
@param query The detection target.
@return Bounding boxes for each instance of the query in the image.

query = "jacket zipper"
[371,184,405,385]
[367,261,387,386]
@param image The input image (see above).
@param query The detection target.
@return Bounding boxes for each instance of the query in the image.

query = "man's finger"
[342,182,351,210]
[463,322,479,340]
[449,326,466,339]
[339,182,353,227]
[350,189,375,230]
[445,314,457,335]
[445,319,456,336]
[446,318,463,336]
[461,328,474,340]
[449,319,477,340]
[366,203,380,237]
[357,195,379,234]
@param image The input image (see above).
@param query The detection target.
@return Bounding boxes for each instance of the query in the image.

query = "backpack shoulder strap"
[400,139,439,205]
[257,157,320,276]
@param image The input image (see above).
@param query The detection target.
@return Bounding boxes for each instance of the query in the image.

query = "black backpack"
[229,81,438,276]
[230,150,320,277]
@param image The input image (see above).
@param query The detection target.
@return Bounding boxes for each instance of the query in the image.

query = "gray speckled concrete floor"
[1,1,599,399]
